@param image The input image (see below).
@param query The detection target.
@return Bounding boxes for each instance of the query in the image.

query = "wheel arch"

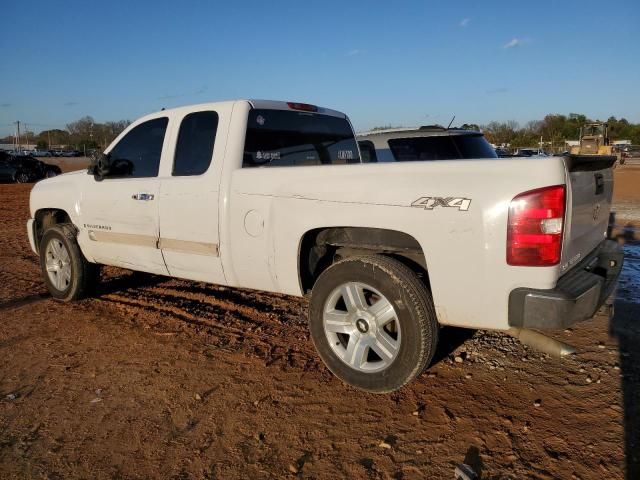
[33,208,74,254]
[298,226,430,294]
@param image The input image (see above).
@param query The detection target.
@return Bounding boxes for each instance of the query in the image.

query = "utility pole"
[86,122,93,157]
[14,121,21,151]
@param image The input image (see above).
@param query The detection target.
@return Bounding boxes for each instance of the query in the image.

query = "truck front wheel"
[309,255,438,393]
[39,224,99,301]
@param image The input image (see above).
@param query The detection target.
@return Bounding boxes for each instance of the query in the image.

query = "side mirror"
[89,153,111,181]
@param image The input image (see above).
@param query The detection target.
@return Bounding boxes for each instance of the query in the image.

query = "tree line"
[482,114,640,150]
[372,113,640,151]
[3,112,640,152]
[1,116,130,151]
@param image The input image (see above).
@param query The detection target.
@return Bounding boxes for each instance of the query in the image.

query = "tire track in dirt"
[0,293,49,310]
[91,272,319,369]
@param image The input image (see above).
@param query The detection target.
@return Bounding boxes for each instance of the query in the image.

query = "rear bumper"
[508,239,624,329]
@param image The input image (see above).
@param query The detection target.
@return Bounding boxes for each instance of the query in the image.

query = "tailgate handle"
[594,173,604,195]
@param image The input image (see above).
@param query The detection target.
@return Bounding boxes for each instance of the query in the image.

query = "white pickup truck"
[27,99,623,392]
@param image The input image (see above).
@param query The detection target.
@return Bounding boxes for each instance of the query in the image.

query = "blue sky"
[1,0,638,136]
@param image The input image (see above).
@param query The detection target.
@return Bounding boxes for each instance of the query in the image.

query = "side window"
[173,111,219,176]
[358,140,378,163]
[107,117,168,178]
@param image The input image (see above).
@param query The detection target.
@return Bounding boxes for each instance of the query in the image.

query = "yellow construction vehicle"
[570,122,613,155]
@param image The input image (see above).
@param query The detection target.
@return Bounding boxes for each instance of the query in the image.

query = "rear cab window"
[243,109,359,167]
[388,134,497,161]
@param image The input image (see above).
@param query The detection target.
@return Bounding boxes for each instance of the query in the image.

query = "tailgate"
[561,155,616,272]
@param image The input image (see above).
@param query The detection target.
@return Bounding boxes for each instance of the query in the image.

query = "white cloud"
[503,38,523,49]
[459,18,470,27]
[346,49,362,56]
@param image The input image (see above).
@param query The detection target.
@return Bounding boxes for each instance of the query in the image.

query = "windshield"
[388,134,497,161]
[243,109,359,167]
[582,125,605,137]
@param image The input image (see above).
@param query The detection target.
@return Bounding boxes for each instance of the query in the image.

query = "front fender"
[29,171,89,258]
[29,171,86,221]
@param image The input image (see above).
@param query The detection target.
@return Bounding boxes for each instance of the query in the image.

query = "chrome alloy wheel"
[323,282,401,373]
[16,172,30,183]
[45,238,72,291]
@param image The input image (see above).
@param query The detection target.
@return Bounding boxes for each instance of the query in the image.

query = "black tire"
[309,255,438,393]
[39,224,100,301]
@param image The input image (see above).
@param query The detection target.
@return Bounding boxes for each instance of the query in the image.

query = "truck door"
[79,117,169,275]
[158,107,229,284]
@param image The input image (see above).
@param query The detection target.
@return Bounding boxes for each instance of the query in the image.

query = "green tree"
[65,116,129,150]
[483,120,520,146]
[37,129,70,149]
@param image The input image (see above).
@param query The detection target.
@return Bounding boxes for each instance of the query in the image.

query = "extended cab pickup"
[27,99,624,392]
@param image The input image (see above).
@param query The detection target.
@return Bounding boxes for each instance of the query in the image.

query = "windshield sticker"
[338,150,354,160]
[256,151,280,161]
[256,115,266,126]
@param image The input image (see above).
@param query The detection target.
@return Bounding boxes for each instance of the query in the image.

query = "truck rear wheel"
[39,224,99,301]
[309,255,438,393]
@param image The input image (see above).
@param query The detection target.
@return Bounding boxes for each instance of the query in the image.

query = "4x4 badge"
[411,197,472,211]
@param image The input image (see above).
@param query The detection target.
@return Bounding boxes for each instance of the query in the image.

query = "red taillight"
[507,185,566,266]
[287,102,318,112]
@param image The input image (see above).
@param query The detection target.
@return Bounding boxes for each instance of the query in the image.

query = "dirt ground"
[1,166,639,479]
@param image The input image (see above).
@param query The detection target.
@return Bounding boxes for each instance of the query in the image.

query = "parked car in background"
[620,145,640,165]
[495,147,513,157]
[626,146,640,157]
[0,151,61,183]
[357,125,498,162]
[513,148,549,157]
[32,149,53,157]
[61,150,82,157]
[9,150,29,157]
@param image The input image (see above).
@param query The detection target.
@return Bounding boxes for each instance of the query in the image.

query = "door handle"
[132,193,155,201]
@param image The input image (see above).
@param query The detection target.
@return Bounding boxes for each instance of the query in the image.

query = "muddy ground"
[1,167,639,479]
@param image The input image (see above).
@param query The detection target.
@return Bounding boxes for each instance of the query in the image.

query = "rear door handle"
[132,193,154,201]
